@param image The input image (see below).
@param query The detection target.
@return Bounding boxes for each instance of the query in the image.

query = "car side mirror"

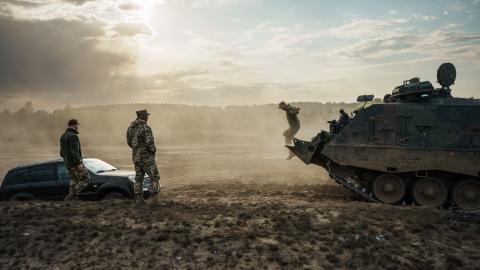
[357,94,374,102]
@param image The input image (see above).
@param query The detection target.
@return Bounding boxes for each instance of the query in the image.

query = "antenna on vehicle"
[353,94,374,114]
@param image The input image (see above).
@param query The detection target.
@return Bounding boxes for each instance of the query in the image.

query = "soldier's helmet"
[278,101,287,109]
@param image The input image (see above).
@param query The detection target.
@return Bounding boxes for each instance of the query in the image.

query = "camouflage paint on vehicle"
[288,63,480,210]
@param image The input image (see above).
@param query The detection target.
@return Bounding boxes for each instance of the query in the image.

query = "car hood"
[97,170,134,177]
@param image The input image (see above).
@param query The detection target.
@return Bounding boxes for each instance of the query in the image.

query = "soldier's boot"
[286,151,295,160]
[64,193,77,201]
[134,193,146,205]
[148,192,160,205]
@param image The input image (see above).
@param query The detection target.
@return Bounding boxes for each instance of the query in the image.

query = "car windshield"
[83,159,118,174]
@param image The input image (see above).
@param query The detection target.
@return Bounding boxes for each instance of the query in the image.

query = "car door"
[25,164,58,199]
[56,163,71,197]
[56,163,99,198]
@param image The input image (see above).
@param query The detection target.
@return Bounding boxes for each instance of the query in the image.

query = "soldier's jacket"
[60,128,83,169]
[285,104,300,128]
[127,118,156,164]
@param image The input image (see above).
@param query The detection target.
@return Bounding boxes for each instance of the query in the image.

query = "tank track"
[326,161,480,214]
[326,161,379,203]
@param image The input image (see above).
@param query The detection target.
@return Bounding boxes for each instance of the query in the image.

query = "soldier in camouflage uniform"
[60,119,91,201]
[279,101,301,160]
[127,109,161,204]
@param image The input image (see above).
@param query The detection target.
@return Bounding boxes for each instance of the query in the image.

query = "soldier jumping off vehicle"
[60,119,90,201]
[127,109,161,205]
[279,101,300,160]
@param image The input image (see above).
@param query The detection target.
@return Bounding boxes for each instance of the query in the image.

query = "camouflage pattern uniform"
[282,104,301,145]
[126,118,160,198]
[67,165,90,199]
[60,127,90,200]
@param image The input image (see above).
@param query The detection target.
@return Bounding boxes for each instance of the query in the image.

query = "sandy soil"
[0,144,480,269]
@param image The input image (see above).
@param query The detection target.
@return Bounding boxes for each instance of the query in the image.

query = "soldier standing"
[127,109,161,204]
[60,119,90,201]
[279,101,301,160]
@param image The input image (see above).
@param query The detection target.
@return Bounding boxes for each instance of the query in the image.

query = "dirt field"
[1,144,480,269]
[0,143,326,187]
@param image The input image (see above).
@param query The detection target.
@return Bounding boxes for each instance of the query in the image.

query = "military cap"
[136,109,151,118]
[67,119,79,126]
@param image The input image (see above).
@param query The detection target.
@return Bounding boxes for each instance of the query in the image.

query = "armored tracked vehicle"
[288,63,480,209]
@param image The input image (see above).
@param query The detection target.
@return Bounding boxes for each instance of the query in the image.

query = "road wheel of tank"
[453,179,480,210]
[373,174,406,204]
[412,177,449,208]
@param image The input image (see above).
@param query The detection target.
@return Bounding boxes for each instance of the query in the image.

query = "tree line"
[0,101,365,145]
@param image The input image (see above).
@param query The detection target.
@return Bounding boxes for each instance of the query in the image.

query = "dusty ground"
[0,143,326,187]
[1,144,480,269]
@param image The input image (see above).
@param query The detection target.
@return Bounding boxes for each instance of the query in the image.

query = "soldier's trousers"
[283,124,300,145]
[134,162,160,195]
[67,165,91,198]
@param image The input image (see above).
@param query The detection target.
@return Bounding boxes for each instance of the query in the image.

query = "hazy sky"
[0,0,479,110]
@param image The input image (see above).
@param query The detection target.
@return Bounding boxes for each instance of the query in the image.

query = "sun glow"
[131,0,160,24]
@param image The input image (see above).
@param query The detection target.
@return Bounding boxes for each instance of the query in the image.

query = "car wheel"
[9,193,35,201]
[103,191,128,200]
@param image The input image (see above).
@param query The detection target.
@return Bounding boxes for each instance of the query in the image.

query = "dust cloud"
[0,101,357,184]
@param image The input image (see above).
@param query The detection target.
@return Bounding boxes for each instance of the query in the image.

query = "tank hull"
[288,98,480,209]
[322,145,480,177]
[322,101,480,177]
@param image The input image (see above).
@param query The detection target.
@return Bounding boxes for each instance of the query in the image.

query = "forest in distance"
[0,100,378,146]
